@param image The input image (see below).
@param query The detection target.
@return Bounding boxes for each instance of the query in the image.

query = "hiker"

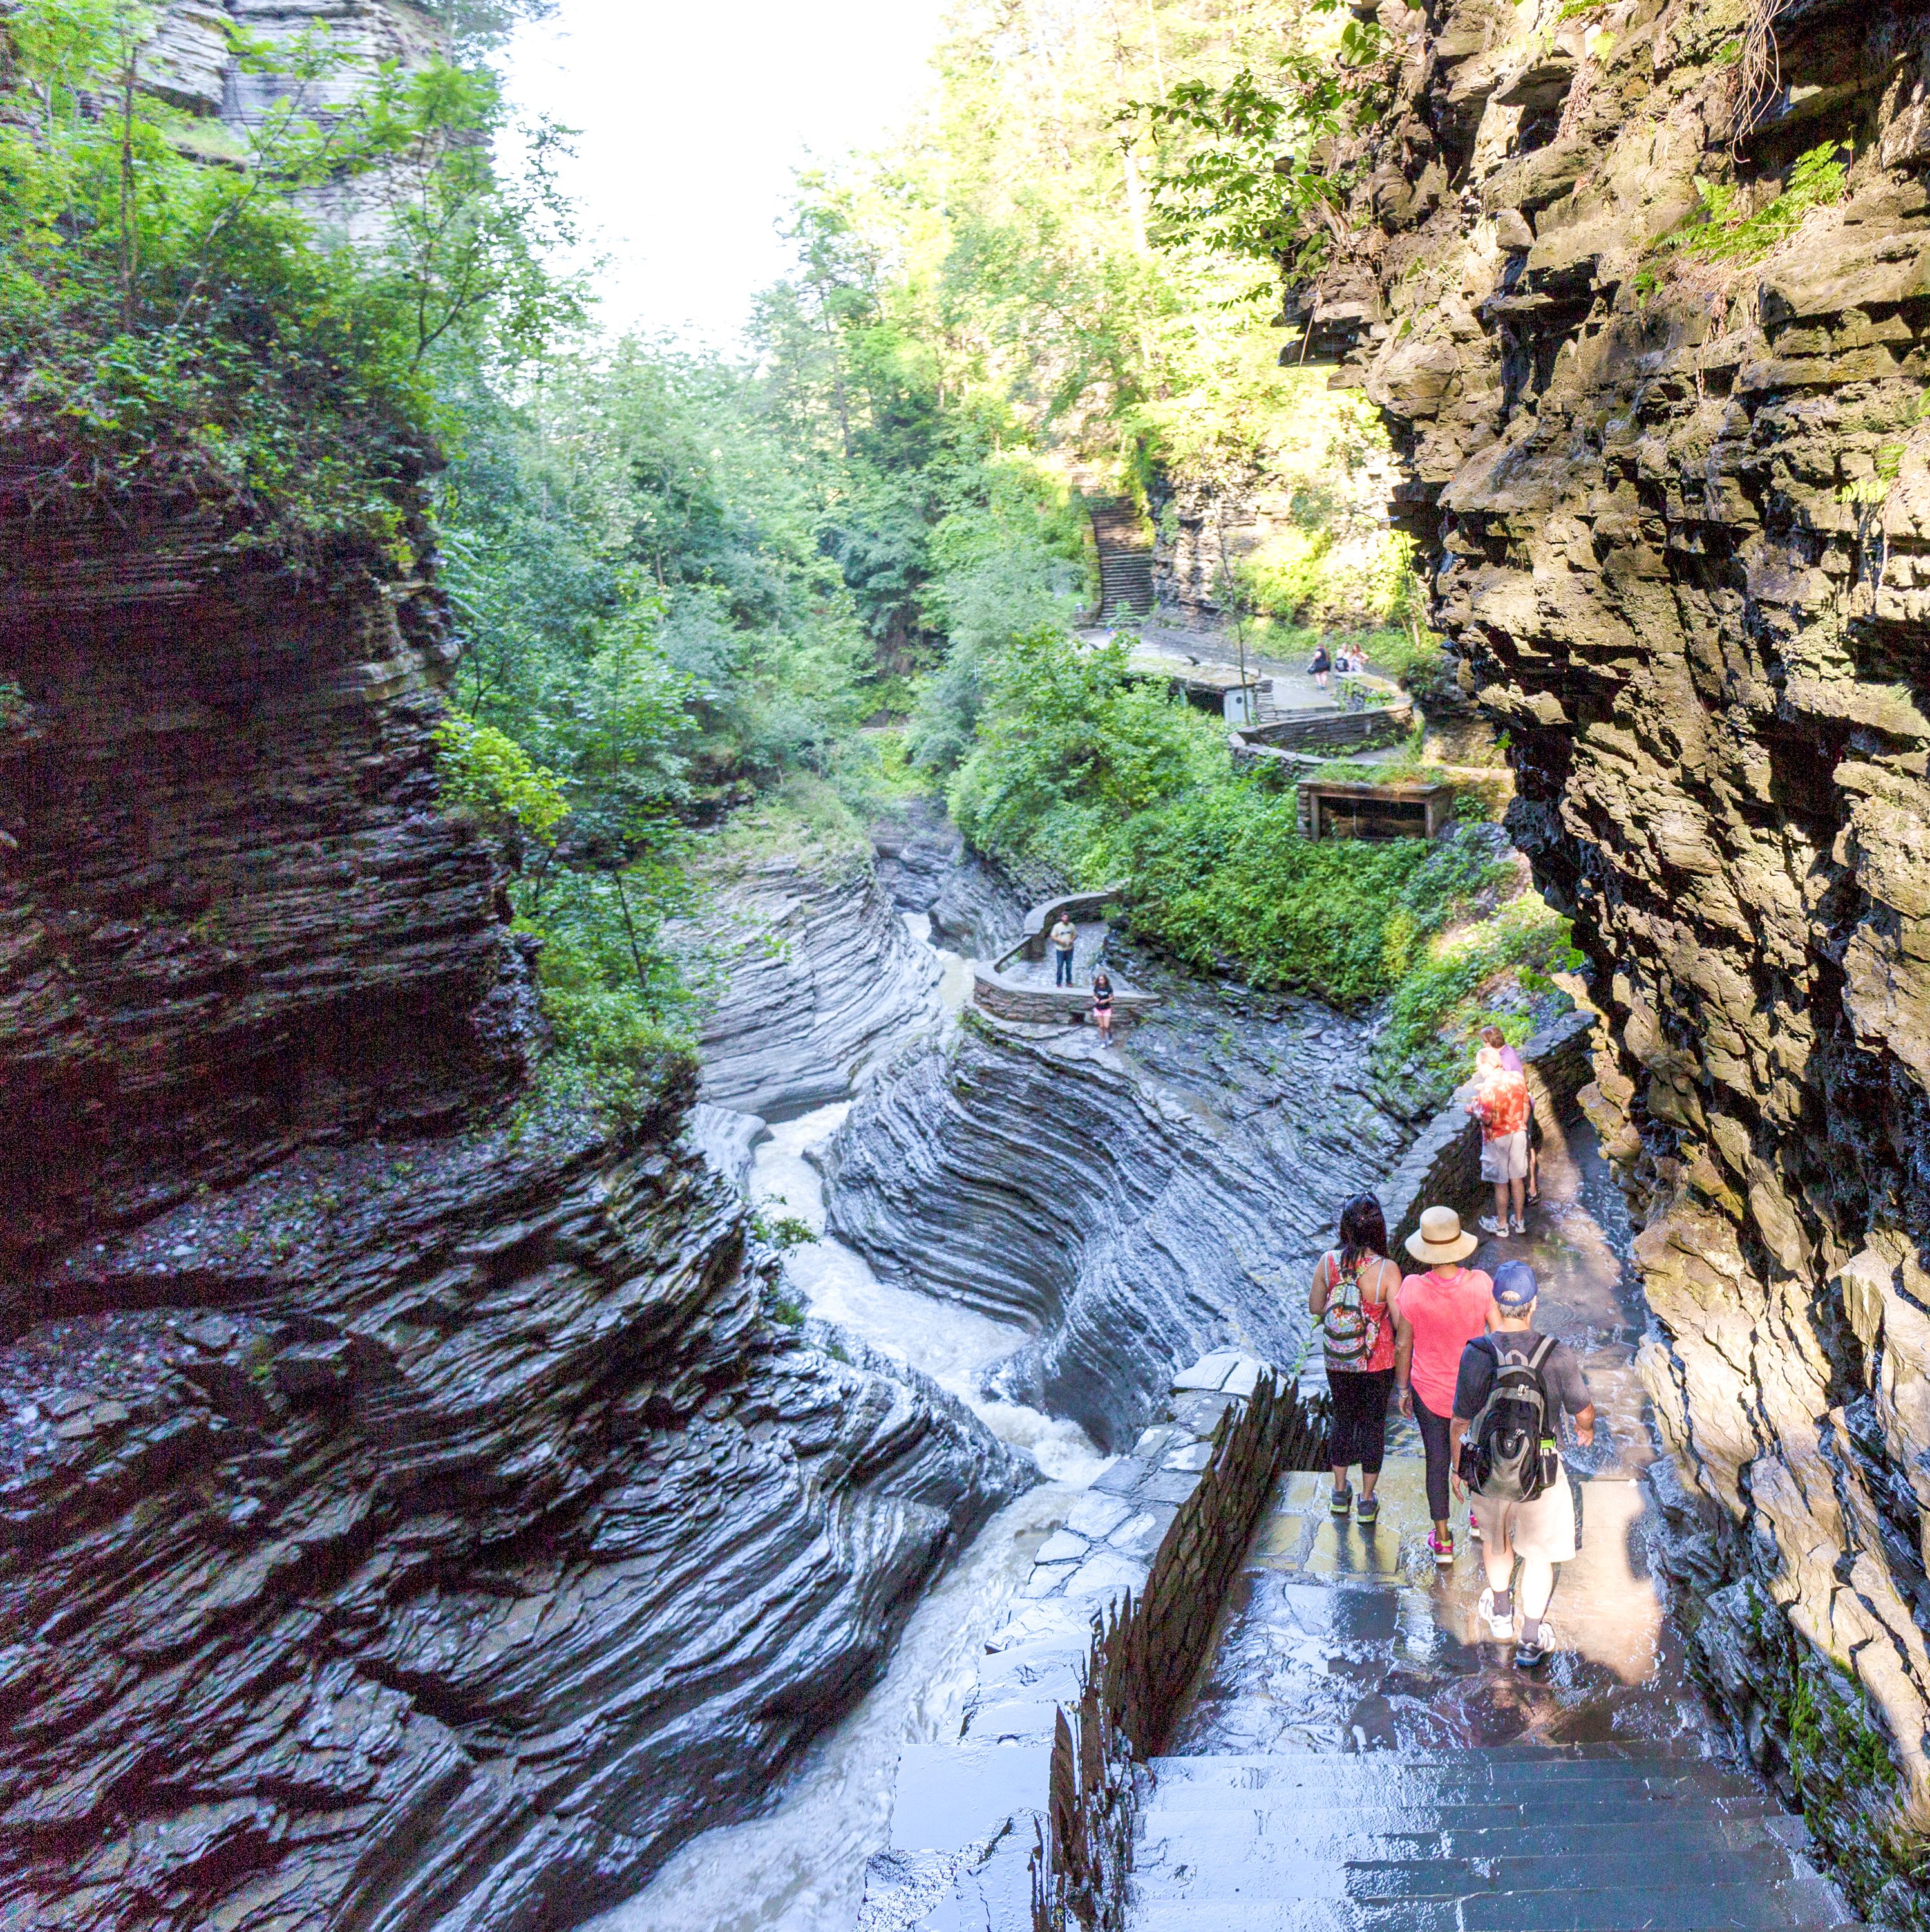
[1309,1193,1402,1524]
[1450,1260,1595,1669]
[1468,1043,1531,1236]
[1090,968,1116,1045]
[1395,1206,1497,1566]
[1481,1025,1540,1202]
[1050,911,1077,987]
[1309,643,1331,690]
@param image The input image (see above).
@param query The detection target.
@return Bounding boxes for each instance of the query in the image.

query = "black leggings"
[1414,1389,1454,1523]
[1327,1367,1394,1477]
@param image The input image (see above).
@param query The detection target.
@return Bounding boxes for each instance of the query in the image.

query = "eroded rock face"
[677,845,945,1120]
[1310,0,1930,1906]
[0,506,1029,1924]
[0,1122,1026,1932]
[822,967,1409,1451]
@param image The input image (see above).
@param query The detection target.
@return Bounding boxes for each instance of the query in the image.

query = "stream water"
[588,912,1107,1931]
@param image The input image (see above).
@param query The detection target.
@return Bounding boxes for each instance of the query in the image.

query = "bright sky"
[504,0,951,349]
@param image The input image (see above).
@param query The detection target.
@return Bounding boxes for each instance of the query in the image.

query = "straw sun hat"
[1406,1204,1479,1265]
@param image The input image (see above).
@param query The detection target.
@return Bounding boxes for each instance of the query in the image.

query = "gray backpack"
[1464,1334,1558,1502]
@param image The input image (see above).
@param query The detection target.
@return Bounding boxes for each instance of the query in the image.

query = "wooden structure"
[1297,775,1454,841]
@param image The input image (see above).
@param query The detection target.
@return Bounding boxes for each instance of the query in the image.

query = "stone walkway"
[1131,1117,1855,1929]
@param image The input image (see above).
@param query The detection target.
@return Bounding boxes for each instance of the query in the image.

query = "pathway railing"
[1029,1371,1331,1931]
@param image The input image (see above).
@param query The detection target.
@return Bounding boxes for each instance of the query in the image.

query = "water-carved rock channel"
[596,838,1850,1932]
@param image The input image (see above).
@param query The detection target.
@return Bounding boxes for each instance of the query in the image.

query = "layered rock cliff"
[822,960,1412,1450]
[0,461,1028,1923]
[1307,0,1930,1911]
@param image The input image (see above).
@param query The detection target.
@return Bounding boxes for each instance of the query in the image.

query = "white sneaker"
[1479,1215,1506,1236]
[1511,1215,1527,1235]
[1477,1587,1514,1641]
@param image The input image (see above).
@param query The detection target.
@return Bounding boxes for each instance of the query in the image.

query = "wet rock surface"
[676,843,944,1120]
[1308,0,1930,1908]
[871,802,1027,963]
[823,954,1414,1452]
[0,1119,1030,1931]
[1,510,1030,1924]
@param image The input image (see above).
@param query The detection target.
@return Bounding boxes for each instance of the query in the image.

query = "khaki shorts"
[1471,1463,1577,1562]
[1481,1128,1529,1183]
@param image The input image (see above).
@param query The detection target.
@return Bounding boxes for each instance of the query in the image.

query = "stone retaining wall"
[970,970,1159,1032]
[1380,1007,1599,1253]
[858,1350,1274,1931]
[1017,885,1128,962]
[1230,697,1413,761]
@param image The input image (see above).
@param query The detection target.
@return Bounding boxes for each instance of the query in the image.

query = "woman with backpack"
[1308,643,1332,691]
[1309,1194,1402,1523]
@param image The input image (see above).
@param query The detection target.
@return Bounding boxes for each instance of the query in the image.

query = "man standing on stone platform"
[1050,912,1077,986]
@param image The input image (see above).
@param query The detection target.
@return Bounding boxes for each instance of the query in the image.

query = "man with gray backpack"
[1448,1261,1595,1669]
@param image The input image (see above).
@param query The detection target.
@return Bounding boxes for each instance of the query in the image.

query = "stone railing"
[1030,1367,1329,1932]
[860,1352,1326,1931]
[970,969,1160,1032]
[1379,1007,1599,1254]
[1015,885,1130,963]
[1230,694,1414,761]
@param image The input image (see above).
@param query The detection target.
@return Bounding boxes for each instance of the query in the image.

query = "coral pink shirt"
[1397,1267,1494,1416]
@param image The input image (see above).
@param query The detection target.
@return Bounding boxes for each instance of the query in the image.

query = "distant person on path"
[1395,1206,1497,1566]
[1469,1043,1531,1236]
[1050,913,1077,986]
[1310,1194,1402,1524]
[1481,1025,1540,1202]
[1451,1260,1595,1670]
[1309,643,1331,691]
[1090,969,1116,1045]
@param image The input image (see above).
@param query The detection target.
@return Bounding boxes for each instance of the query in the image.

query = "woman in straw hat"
[1394,1206,1497,1566]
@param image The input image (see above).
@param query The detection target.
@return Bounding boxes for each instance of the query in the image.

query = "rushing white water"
[751,1103,1106,1484]
[587,1481,1074,1932]
[587,911,1108,1931]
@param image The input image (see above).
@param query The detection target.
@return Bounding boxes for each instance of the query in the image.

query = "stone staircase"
[1133,1745,1849,1932]
[1090,497,1156,620]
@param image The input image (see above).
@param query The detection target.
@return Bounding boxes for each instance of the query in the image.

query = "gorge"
[10,0,1930,1926]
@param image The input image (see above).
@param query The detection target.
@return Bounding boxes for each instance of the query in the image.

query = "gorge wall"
[1307,0,1930,1913]
[823,962,1415,1451]
[0,444,1028,1925]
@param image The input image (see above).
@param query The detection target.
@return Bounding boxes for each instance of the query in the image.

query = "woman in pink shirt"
[1394,1205,1496,1566]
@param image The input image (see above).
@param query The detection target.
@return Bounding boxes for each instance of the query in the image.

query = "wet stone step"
[1142,1786,1776,1824]
[1457,1882,1823,1932]
[1344,1845,1799,1900]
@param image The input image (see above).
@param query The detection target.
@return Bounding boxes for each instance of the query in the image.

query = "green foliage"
[0,1,579,572]
[1663,143,1850,266]
[1374,895,1583,1093]
[519,864,697,1131]
[1130,5,1391,281]
[949,631,1227,868]
[433,713,568,846]
[1114,788,1509,1007]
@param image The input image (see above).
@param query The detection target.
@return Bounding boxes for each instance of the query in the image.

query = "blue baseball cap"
[1493,1261,1539,1310]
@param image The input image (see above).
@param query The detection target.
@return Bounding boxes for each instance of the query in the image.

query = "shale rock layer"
[0,505,1028,1924]
[1311,0,1930,1909]
[824,976,1410,1452]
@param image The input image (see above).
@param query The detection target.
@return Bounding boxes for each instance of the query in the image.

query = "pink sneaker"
[1429,1529,1455,1567]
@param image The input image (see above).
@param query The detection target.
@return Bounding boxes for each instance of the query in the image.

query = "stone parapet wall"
[1381,1008,1598,1254]
[858,1350,1277,1931]
[970,970,1157,1030]
[1231,699,1413,761]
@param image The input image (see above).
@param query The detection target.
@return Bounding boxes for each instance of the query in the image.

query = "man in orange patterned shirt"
[1470,1044,1530,1238]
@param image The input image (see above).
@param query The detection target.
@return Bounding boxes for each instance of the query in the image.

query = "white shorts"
[1471,1464,1577,1562]
[1481,1128,1528,1183]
